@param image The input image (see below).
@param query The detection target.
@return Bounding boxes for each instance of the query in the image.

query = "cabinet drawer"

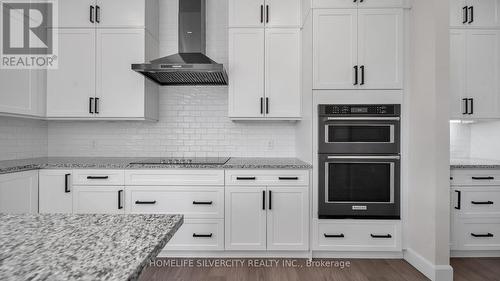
[225,170,309,186]
[451,170,500,186]
[126,187,224,219]
[454,218,500,251]
[72,170,125,185]
[453,188,500,216]
[164,219,224,251]
[315,220,401,251]
[125,170,224,186]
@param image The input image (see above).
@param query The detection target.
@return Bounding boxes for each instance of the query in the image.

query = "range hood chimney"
[132,0,228,86]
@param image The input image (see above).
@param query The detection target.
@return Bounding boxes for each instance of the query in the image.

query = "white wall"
[47,0,297,158]
[0,117,48,161]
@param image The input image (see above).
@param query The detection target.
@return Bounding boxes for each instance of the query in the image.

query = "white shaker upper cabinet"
[313,0,407,8]
[95,29,146,119]
[313,0,358,8]
[228,28,265,118]
[357,9,403,89]
[450,0,500,27]
[265,28,301,118]
[47,29,96,118]
[229,0,265,27]
[265,0,301,27]
[450,29,467,119]
[465,30,500,119]
[313,9,358,89]
[94,0,146,28]
[56,0,96,28]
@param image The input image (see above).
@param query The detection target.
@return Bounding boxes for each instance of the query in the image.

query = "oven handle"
[327,155,400,160]
[325,117,400,121]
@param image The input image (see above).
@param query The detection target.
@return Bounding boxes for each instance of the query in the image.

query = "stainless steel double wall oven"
[318,104,401,219]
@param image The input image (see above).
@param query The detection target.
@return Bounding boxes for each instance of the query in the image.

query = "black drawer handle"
[324,233,344,238]
[135,200,156,205]
[279,177,299,180]
[236,177,256,180]
[193,201,213,205]
[472,176,494,180]
[371,234,392,239]
[471,233,494,238]
[455,190,461,210]
[64,173,71,193]
[193,233,213,238]
[471,201,494,205]
[87,176,109,180]
[118,190,123,210]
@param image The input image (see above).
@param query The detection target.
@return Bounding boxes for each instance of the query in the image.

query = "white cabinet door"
[265,0,301,27]
[465,30,500,118]
[265,28,301,118]
[450,0,467,26]
[57,0,96,28]
[450,29,467,119]
[267,187,309,251]
[0,171,38,214]
[0,69,43,117]
[357,0,407,8]
[47,29,95,118]
[228,28,265,118]
[467,0,500,27]
[95,0,145,28]
[39,170,73,214]
[313,9,358,89]
[357,9,403,89]
[313,0,358,8]
[225,186,267,250]
[96,29,145,118]
[228,0,265,27]
[73,186,125,214]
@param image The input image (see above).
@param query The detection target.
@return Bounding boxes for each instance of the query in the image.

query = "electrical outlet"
[91,140,97,149]
[267,139,275,150]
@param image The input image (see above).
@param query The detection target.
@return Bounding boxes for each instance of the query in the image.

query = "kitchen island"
[0,214,183,281]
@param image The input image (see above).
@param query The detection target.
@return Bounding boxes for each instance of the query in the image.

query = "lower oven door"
[318,154,401,219]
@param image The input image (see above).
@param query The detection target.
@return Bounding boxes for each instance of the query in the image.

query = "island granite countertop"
[0,157,312,174]
[451,158,500,169]
[0,214,183,281]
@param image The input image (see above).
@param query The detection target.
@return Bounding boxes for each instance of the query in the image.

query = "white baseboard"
[312,251,403,259]
[404,249,453,281]
[451,250,500,258]
[159,250,311,258]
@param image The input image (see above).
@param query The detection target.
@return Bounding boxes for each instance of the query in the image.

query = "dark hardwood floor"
[139,258,500,281]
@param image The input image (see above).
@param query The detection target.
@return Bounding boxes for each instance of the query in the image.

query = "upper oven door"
[319,117,400,154]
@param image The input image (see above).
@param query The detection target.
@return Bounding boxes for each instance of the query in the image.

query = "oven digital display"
[351,107,368,114]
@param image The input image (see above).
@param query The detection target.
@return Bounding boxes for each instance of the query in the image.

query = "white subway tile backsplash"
[0,117,48,161]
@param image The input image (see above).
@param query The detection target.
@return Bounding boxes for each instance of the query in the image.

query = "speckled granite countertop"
[451,158,500,169]
[0,157,312,174]
[0,214,183,281]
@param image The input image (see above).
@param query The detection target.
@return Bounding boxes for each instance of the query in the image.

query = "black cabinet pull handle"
[96,5,101,23]
[95,97,99,114]
[237,176,256,180]
[468,98,473,115]
[260,5,263,23]
[354,0,357,2]
[371,234,392,239]
[262,190,266,210]
[64,174,71,193]
[353,65,358,85]
[468,6,473,24]
[471,201,494,205]
[279,177,299,180]
[472,176,494,180]
[260,98,264,115]
[193,233,213,238]
[360,65,365,85]
[463,6,468,24]
[324,233,345,238]
[135,200,156,205]
[269,190,272,210]
[266,97,269,114]
[193,201,213,205]
[87,176,109,179]
[89,97,94,114]
[266,5,269,23]
[90,6,95,23]
[455,190,461,210]
[118,190,123,209]
[462,98,468,114]
[471,233,494,238]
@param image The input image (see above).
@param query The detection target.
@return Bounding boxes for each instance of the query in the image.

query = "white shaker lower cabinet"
[224,170,310,251]
[73,186,125,214]
[0,170,38,214]
[39,170,73,214]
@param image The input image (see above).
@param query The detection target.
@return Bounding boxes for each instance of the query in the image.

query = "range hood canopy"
[132,0,227,86]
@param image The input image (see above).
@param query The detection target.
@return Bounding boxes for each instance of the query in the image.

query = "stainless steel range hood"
[132,0,227,86]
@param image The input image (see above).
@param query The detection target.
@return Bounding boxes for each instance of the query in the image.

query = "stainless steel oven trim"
[326,117,401,121]
[324,123,395,144]
[327,155,401,159]
[324,160,396,204]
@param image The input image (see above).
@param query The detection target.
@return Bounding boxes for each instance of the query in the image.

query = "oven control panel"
[319,104,400,116]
